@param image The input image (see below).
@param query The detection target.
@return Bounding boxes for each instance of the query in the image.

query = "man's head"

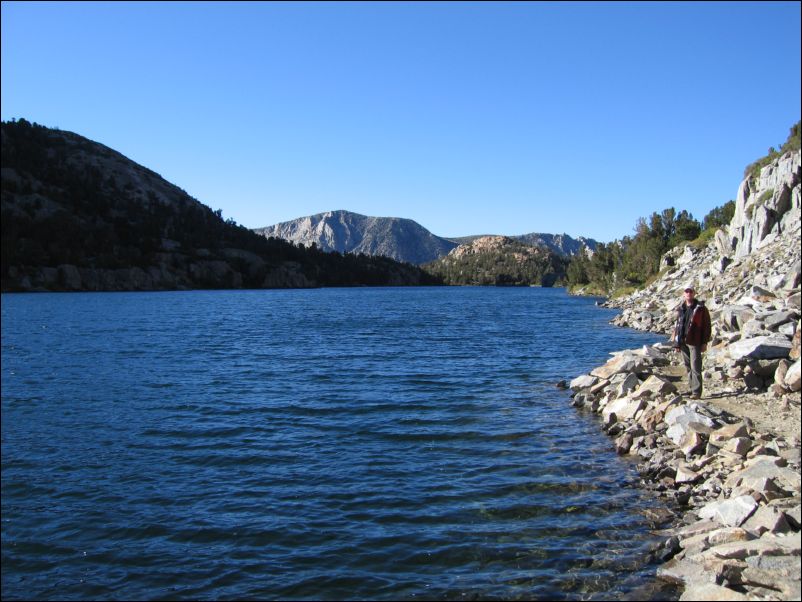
[683,283,696,304]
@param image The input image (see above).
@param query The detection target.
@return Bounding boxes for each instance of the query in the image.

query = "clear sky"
[2,1,800,242]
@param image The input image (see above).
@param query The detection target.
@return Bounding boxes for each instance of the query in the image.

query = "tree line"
[566,120,800,296]
[565,203,733,295]
[1,119,441,289]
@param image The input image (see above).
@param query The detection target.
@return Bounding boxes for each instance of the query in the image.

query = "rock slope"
[253,210,459,265]
[567,148,801,600]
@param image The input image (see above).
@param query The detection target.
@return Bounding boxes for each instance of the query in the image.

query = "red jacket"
[674,300,712,347]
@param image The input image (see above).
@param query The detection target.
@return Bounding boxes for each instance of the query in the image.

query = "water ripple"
[2,288,672,601]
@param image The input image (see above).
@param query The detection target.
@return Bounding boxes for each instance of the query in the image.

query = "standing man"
[672,283,712,399]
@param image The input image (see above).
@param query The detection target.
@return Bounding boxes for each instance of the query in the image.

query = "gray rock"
[751,358,781,377]
[719,305,756,332]
[665,405,716,429]
[631,374,678,400]
[722,437,752,457]
[615,372,640,397]
[676,464,701,484]
[678,583,748,601]
[679,429,707,456]
[741,318,769,337]
[783,359,801,391]
[764,310,798,330]
[772,359,791,385]
[709,422,749,445]
[729,457,801,493]
[728,335,793,361]
[591,354,650,379]
[697,495,758,527]
[741,506,792,535]
[714,229,733,256]
[780,259,802,290]
[569,374,597,391]
[698,532,799,559]
[657,557,717,586]
[601,397,644,423]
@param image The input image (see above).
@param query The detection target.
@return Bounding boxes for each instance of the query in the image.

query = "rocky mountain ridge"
[566,147,801,600]
[254,210,459,265]
[255,210,597,265]
[448,232,597,257]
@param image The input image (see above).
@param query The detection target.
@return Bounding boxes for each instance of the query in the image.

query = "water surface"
[2,287,669,600]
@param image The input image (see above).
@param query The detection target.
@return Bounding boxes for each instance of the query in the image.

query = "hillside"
[422,235,567,286]
[253,210,459,265]
[447,232,596,257]
[566,143,801,600]
[0,120,439,291]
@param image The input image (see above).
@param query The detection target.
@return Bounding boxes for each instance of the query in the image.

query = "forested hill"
[423,236,568,286]
[0,120,440,291]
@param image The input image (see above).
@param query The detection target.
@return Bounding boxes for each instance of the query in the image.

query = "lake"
[1,287,673,600]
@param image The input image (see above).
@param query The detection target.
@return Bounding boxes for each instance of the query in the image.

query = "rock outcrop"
[423,235,567,286]
[447,232,597,257]
[568,148,801,600]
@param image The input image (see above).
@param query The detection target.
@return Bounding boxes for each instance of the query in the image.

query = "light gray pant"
[680,343,703,396]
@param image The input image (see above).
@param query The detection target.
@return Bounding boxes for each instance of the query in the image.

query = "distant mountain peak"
[253,210,458,265]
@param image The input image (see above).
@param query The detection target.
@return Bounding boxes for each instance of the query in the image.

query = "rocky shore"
[566,149,801,600]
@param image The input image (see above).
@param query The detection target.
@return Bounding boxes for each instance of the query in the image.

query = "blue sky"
[2,1,800,242]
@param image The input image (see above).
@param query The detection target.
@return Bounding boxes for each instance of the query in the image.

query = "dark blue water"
[2,287,669,601]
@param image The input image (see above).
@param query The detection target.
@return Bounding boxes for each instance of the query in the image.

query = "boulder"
[601,397,644,423]
[764,310,798,330]
[728,335,793,361]
[791,325,801,360]
[784,359,801,391]
[665,405,716,429]
[729,458,801,493]
[590,354,649,379]
[675,464,701,484]
[722,437,751,457]
[679,429,708,456]
[714,228,733,256]
[698,495,758,527]
[631,374,677,400]
[615,373,640,397]
[679,583,748,601]
[569,374,597,391]
[718,305,755,332]
[741,506,792,535]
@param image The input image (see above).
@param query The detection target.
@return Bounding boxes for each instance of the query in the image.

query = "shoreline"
[567,337,801,601]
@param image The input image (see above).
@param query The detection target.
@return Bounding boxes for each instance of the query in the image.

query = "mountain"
[447,232,597,257]
[254,210,459,265]
[607,146,801,337]
[422,235,568,286]
[0,120,439,291]
[516,232,597,256]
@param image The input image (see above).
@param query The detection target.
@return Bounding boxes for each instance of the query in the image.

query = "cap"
[683,283,695,292]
